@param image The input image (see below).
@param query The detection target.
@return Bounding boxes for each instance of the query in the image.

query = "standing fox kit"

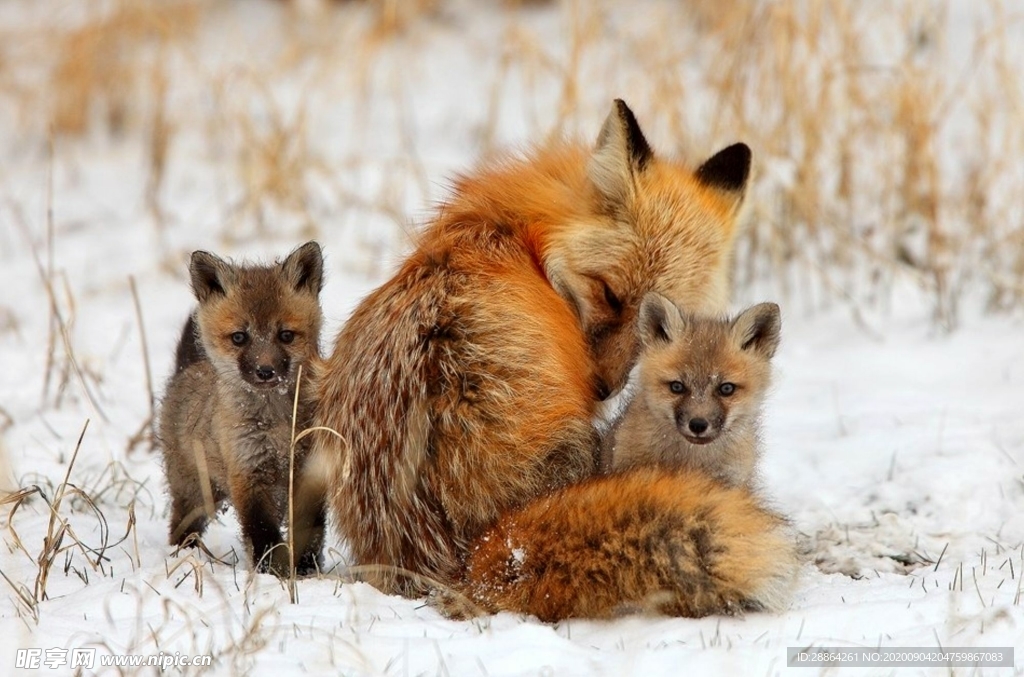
[159,242,326,576]
[602,293,781,487]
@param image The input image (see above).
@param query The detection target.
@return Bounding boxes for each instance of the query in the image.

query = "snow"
[1,1,1023,675]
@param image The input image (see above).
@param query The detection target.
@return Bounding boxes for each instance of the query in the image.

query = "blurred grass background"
[1,0,1022,328]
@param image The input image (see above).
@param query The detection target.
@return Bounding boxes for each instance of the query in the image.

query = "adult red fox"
[314,100,759,608]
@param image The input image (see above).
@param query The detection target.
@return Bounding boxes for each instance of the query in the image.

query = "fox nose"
[688,418,709,435]
[255,365,276,382]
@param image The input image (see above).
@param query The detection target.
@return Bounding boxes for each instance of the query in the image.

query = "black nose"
[688,418,709,435]
[255,366,276,381]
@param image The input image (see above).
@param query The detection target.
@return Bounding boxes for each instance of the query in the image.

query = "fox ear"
[638,292,685,346]
[189,251,234,303]
[695,143,751,214]
[730,302,781,358]
[588,99,653,206]
[281,241,324,295]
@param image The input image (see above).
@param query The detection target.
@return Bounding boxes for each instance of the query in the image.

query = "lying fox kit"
[158,241,326,576]
[601,293,781,487]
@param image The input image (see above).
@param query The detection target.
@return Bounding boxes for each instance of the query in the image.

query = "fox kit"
[159,242,326,576]
[601,294,781,487]
[313,99,753,598]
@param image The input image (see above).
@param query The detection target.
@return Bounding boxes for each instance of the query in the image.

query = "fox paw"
[295,550,323,577]
[428,586,491,620]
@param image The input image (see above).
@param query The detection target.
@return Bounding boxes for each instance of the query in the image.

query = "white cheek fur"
[591,362,641,434]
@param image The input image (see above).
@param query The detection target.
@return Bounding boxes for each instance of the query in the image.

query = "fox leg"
[293,503,325,576]
[228,471,287,575]
[169,492,218,547]
[289,453,327,576]
[166,440,225,547]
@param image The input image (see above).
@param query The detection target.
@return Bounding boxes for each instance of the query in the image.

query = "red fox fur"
[454,466,796,620]
[313,100,756,604]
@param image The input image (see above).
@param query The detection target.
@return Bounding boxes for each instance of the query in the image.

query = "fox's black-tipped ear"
[696,143,751,191]
[189,251,233,303]
[696,143,751,213]
[588,99,653,205]
[281,241,324,295]
[730,302,781,359]
[638,292,685,347]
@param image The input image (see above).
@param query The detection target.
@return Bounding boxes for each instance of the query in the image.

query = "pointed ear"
[281,241,324,295]
[695,142,751,214]
[189,251,234,303]
[638,292,685,347]
[730,302,781,359]
[588,99,653,205]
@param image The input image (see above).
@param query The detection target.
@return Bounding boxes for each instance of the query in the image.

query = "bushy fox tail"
[447,466,797,621]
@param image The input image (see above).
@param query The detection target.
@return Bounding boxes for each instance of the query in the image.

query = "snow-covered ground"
[1,1,1022,675]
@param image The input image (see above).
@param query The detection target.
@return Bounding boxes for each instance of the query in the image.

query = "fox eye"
[602,281,623,315]
[718,382,736,396]
[230,331,248,346]
[278,330,295,344]
[669,380,686,395]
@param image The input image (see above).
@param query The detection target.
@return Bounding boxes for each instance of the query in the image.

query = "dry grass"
[2,0,1022,321]
[0,418,296,672]
[674,1,1024,327]
[372,0,1024,325]
[0,420,136,610]
[0,433,14,495]
[48,0,199,136]
[366,0,440,39]
[226,90,324,240]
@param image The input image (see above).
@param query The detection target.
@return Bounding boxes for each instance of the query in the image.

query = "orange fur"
[453,466,796,621]
[314,100,752,597]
